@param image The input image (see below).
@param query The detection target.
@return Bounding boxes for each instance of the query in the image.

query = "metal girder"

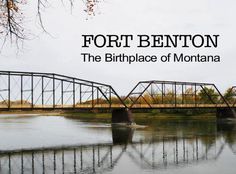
[0,70,126,110]
[0,70,110,88]
[125,80,231,109]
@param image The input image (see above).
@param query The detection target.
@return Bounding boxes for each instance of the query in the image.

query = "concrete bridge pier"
[112,108,133,124]
[216,108,236,119]
[112,126,134,144]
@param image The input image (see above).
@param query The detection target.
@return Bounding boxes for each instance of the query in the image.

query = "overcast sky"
[0,0,236,95]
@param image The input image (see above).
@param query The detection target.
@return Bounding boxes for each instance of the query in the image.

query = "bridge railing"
[0,71,126,110]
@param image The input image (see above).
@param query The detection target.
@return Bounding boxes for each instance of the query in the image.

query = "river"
[0,114,236,174]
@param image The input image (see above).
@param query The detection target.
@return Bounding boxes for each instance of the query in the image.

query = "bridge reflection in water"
[1,123,233,174]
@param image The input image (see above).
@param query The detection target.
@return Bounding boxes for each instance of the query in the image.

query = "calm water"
[0,114,236,174]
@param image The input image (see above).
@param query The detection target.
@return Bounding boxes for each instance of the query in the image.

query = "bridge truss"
[125,80,230,109]
[0,71,126,110]
[0,71,233,110]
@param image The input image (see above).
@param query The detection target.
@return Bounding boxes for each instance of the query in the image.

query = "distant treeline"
[82,87,236,105]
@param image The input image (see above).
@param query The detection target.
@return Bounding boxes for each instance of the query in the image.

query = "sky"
[0,0,236,95]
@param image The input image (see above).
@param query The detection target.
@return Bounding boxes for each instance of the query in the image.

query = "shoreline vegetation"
[0,109,216,122]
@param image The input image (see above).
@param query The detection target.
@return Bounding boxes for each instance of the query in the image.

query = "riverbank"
[0,110,216,120]
[62,112,216,123]
[0,110,61,116]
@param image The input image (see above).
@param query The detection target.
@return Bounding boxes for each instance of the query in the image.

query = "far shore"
[0,110,61,116]
[0,110,216,122]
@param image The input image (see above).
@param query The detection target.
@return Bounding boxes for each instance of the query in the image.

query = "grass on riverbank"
[61,111,216,124]
[0,110,216,123]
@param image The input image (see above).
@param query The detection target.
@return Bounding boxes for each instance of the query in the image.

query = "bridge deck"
[0,104,233,110]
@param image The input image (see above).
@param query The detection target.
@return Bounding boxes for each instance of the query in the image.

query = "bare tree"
[0,0,26,47]
[0,0,100,50]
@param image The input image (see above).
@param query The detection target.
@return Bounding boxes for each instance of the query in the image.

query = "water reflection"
[112,126,134,145]
[0,122,236,174]
[217,121,236,154]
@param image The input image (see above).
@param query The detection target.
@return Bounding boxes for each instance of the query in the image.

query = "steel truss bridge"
[0,71,125,110]
[0,135,225,174]
[124,80,234,109]
[0,70,235,110]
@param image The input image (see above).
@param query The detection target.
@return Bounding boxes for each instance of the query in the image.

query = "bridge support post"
[112,108,133,124]
[216,108,236,119]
